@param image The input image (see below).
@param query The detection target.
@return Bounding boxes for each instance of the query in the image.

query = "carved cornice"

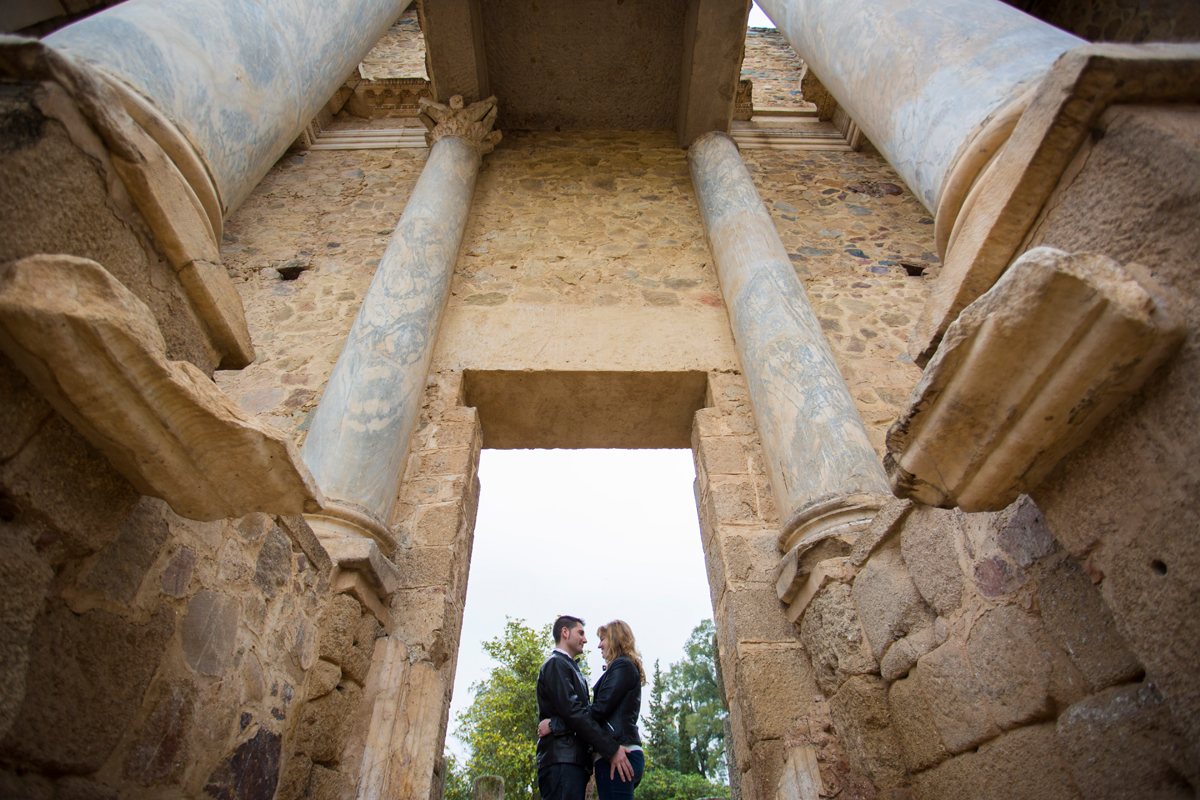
[418,94,502,155]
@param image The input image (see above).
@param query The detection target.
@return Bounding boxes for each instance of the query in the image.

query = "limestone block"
[182,590,240,677]
[887,247,1184,511]
[0,255,323,521]
[721,585,800,644]
[830,675,906,789]
[472,775,504,800]
[1056,682,1198,797]
[849,498,913,568]
[203,727,282,800]
[0,535,53,740]
[775,745,823,800]
[898,506,965,616]
[161,547,197,597]
[308,660,343,701]
[915,641,999,753]
[276,754,313,800]
[800,582,878,696]
[274,515,332,576]
[879,627,937,683]
[733,644,818,742]
[0,605,174,772]
[319,594,363,669]
[964,605,1056,730]
[784,557,855,624]
[851,544,936,663]
[294,681,363,764]
[912,723,1079,800]
[887,675,948,773]
[321,536,399,599]
[995,496,1057,568]
[1037,559,1141,692]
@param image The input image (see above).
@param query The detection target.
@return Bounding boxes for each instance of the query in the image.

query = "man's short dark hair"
[553,615,585,643]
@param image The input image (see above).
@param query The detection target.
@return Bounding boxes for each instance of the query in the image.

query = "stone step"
[309,128,428,150]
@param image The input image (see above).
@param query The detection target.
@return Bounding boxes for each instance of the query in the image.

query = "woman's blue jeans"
[594,750,644,800]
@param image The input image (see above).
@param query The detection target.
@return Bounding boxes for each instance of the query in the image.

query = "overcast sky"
[748,2,775,28]
[446,449,713,757]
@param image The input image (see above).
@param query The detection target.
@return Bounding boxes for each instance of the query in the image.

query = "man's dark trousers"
[537,763,589,800]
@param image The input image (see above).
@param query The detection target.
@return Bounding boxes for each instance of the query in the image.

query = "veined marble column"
[301,97,501,550]
[756,0,1083,218]
[689,132,890,574]
[46,0,410,218]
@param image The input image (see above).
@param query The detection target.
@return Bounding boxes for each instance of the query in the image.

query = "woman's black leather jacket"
[551,656,642,747]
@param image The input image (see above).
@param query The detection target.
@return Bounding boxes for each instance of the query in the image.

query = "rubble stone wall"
[0,351,335,800]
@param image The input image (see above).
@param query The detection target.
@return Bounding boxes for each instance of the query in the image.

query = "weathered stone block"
[160,546,196,597]
[849,497,913,567]
[293,681,363,764]
[0,414,140,562]
[899,506,964,615]
[851,543,936,662]
[800,582,878,696]
[1038,558,1141,692]
[887,675,948,773]
[254,524,294,599]
[912,723,1078,800]
[964,605,1056,730]
[710,478,771,525]
[0,605,174,772]
[308,659,342,700]
[204,727,283,800]
[879,627,937,682]
[1056,682,1197,798]
[697,435,758,476]
[733,644,817,741]
[0,351,51,462]
[79,496,170,603]
[124,683,193,786]
[745,738,786,800]
[309,764,355,800]
[995,496,1057,568]
[319,593,363,669]
[722,585,800,645]
[829,675,906,789]
[412,503,465,547]
[915,641,999,753]
[394,545,458,590]
[54,775,118,800]
[275,753,312,800]
[182,589,241,677]
[413,446,473,477]
[0,533,53,740]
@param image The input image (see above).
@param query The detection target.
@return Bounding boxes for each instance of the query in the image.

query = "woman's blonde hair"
[597,620,647,686]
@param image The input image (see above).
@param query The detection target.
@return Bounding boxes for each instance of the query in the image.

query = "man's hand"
[537,719,551,738]
[608,746,635,782]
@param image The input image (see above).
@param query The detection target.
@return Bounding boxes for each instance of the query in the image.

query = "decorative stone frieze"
[419,94,502,155]
[886,247,1184,512]
[0,254,323,521]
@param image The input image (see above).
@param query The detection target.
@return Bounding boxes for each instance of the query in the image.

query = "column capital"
[419,94,502,155]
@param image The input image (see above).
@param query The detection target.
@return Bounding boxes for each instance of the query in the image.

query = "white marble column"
[689,132,889,567]
[301,97,500,550]
[46,0,411,217]
[756,0,1083,217]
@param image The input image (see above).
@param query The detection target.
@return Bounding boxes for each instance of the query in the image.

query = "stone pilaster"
[688,131,890,606]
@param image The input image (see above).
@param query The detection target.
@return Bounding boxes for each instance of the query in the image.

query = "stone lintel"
[0,254,323,520]
[912,42,1200,365]
[676,0,752,148]
[887,247,1184,512]
[274,514,333,576]
[419,0,488,105]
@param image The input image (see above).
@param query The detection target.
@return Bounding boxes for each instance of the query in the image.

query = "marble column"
[45,0,411,217]
[688,132,890,570]
[301,97,501,551]
[756,0,1083,219]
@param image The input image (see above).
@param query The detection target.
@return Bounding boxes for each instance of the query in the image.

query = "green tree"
[663,620,727,782]
[645,660,680,772]
[449,618,551,800]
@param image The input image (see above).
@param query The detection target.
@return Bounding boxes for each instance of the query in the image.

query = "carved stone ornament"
[0,254,324,521]
[885,247,1184,512]
[418,94,502,154]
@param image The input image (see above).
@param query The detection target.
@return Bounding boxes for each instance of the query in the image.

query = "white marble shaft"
[46,0,408,215]
[689,132,889,540]
[302,135,480,534]
[756,0,1083,212]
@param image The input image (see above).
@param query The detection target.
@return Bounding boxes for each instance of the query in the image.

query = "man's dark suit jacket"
[535,650,620,771]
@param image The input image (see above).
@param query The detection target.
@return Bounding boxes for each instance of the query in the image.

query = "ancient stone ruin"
[1,1,1198,799]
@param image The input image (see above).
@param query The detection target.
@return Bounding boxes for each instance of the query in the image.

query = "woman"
[538,619,647,799]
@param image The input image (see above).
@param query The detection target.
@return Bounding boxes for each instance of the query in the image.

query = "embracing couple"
[535,615,646,800]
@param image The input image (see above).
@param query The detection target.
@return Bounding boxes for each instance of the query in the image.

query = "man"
[536,615,635,800]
